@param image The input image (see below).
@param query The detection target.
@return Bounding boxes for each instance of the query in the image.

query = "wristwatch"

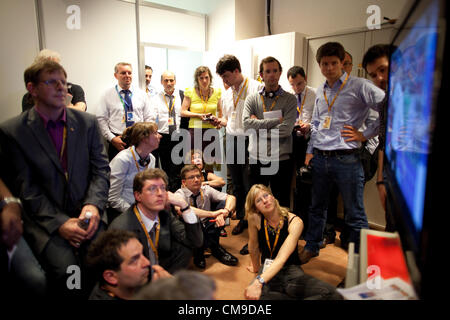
[256,275,265,286]
[0,197,22,211]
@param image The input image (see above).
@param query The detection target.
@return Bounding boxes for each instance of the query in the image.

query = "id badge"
[231,111,237,121]
[262,258,274,273]
[323,116,332,129]
[127,111,134,122]
[168,117,174,126]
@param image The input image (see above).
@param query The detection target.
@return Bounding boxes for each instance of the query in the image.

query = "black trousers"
[152,133,183,192]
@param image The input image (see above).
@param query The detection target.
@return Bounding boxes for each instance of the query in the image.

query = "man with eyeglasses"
[109,168,203,273]
[343,51,353,75]
[0,60,110,298]
[175,164,237,269]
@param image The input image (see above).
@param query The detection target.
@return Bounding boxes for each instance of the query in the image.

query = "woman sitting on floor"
[244,184,342,300]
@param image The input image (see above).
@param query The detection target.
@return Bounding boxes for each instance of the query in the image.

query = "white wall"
[40,0,138,116]
[235,0,265,41]
[207,0,235,51]
[0,0,40,122]
[271,0,413,37]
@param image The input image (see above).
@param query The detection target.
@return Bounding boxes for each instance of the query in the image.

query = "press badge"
[262,258,274,273]
[127,111,134,122]
[168,117,175,126]
[323,116,332,129]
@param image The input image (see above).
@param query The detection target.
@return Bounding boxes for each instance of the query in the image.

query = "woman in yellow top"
[181,66,225,162]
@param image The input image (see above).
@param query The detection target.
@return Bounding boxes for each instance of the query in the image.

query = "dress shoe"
[319,235,336,249]
[211,246,238,266]
[193,249,206,269]
[239,243,249,255]
[232,219,248,235]
[299,248,318,265]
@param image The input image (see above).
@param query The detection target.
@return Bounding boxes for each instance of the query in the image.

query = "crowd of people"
[0,41,394,300]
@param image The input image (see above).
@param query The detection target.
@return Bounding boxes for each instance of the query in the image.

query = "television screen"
[385,0,440,242]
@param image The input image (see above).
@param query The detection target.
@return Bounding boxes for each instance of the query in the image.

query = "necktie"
[191,193,200,208]
[122,90,134,127]
[166,94,176,135]
[148,222,158,265]
[297,94,302,119]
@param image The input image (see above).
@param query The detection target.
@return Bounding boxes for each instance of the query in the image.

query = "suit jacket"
[109,205,203,265]
[0,107,110,254]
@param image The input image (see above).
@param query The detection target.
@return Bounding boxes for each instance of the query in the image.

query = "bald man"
[150,71,185,191]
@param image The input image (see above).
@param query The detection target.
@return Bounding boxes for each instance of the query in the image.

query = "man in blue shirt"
[300,42,385,263]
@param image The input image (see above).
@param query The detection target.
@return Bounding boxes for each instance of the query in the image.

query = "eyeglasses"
[185,174,202,181]
[40,79,67,88]
[146,184,167,194]
[255,193,271,204]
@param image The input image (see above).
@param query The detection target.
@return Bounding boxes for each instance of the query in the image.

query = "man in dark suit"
[0,60,110,299]
[109,168,203,274]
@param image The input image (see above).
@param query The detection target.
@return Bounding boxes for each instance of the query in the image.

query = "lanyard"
[233,78,248,110]
[133,205,160,260]
[199,89,210,113]
[260,94,280,113]
[264,218,282,259]
[130,147,150,172]
[163,94,175,114]
[323,73,349,113]
[115,85,133,112]
[297,90,307,117]
[189,190,204,207]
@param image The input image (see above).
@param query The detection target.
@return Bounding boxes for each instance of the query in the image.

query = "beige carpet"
[187,219,348,300]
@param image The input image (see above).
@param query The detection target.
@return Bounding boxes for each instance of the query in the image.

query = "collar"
[258,85,285,97]
[117,84,134,93]
[136,204,158,232]
[181,185,204,197]
[324,72,348,89]
[232,76,247,93]
[35,106,67,128]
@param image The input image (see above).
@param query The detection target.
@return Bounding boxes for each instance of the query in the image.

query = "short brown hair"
[115,62,132,73]
[122,122,158,146]
[259,56,282,74]
[133,168,168,193]
[180,164,202,180]
[316,42,345,63]
[24,60,67,86]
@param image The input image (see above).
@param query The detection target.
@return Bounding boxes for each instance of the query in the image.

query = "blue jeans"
[304,151,368,254]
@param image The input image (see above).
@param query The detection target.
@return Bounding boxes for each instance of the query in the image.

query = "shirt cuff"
[181,208,199,224]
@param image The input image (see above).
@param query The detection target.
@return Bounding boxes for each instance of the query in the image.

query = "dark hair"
[122,122,158,146]
[194,66,213,89]
[362,44,396,72]
[133,168,169,193]
[345,51,353,62]
[86,230,138,285]
[259,56,282,74]
[216,54,241,75]
[134,270,216,300]
[287,66,306,79]
[24,60,67,86]
[316,42,345,63]
[145,65,153,71]
[180,164,202,180]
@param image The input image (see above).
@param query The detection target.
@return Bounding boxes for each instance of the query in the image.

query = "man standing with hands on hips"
[299,42,385,264]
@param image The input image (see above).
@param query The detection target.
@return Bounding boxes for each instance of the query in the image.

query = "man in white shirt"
[151,71,185,191]
[97,62,154,160]
[145,65,158,98]
[216,55,262,237]
[287,66,316,169]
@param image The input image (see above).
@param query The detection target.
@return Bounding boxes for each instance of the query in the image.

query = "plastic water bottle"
[78,211,92,230]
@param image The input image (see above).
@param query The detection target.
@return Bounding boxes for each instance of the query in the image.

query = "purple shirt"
[35,106,68,174]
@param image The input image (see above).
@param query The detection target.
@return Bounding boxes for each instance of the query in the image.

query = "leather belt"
[314,148,359,156]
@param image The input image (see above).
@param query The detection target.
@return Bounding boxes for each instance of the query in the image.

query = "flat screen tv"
[385,0,447,299]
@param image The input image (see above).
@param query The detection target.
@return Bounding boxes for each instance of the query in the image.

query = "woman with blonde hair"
[107,122,161,220]
[244,184,342,300]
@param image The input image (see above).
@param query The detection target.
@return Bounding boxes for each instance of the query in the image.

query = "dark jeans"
[259,264,342,300]
[249,158,293,208]
[305,151,368,254]
[225,135,249,220]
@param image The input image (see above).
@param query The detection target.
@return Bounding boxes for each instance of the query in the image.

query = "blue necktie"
[121,90,134,127]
